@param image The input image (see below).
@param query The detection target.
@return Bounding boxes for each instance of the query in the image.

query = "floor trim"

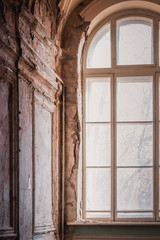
[73,235,160,240]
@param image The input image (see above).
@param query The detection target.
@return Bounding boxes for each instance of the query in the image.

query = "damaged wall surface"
[60,0,160,239]
[0,0,62,239]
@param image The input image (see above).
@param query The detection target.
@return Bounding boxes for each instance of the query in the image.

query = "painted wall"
[0,0,62,239]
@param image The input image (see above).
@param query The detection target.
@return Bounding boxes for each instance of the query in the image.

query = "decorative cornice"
[21,38,63,85]
[58,0,73,16]
[34,90,56,112]
[80,0,160,22]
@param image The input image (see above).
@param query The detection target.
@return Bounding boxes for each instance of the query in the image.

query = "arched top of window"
[86,13,155,69]
[86,23,111,68]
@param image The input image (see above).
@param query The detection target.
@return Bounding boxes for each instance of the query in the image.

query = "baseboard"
[73,235,160,240]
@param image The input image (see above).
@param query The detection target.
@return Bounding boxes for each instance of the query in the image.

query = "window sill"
[67,220,160,226]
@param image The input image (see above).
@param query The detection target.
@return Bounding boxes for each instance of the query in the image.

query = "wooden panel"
[0,81,16,238]
[34,93,55,235]
[0,81,11,228]
[19,79,33,239]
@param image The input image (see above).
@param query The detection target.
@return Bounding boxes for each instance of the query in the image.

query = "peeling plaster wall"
[60,5,89,239]
[0,0,62,239]
[60,1,160,240]
[2,0,160,240]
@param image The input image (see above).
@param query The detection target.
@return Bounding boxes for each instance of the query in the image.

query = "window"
[83,10,160,222]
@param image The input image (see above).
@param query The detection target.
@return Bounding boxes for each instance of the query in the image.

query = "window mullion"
[111,74,116,221]
[154,17,159,66]
[153,73,157,221]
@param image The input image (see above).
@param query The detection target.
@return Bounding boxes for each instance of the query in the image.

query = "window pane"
[87,23,111,68]
[86,168,111,211]
[117,212,153,218]
[117,123,153,166]
[117,17,153,65]
[86,212,111,219]
[86,77,110,122]
[117,76,153,121]
[117,168,153,211]
[86,124,111,166]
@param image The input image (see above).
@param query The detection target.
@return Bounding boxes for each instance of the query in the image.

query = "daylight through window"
[83,10,160,222]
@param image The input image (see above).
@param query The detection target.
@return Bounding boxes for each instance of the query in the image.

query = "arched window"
[83,10,160,222]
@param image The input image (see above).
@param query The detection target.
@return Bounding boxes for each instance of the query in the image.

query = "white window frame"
[82,9,160,223]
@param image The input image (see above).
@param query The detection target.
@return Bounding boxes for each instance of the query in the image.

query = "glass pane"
[86,77,110,122]
[86,212,111,219]
[117,76,153,121]
[87,23,111,68]
[86,124,111,166]
[117,17,153,65]
[117,168,153,211]
[117,123,153,166]
[86,168,111,211]
[117,212,153,218]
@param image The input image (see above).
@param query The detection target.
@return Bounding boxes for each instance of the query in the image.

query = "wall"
[60,3,89,229]
[1,0,160,239]
[60,1,160,239]
[0,0,62,239]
